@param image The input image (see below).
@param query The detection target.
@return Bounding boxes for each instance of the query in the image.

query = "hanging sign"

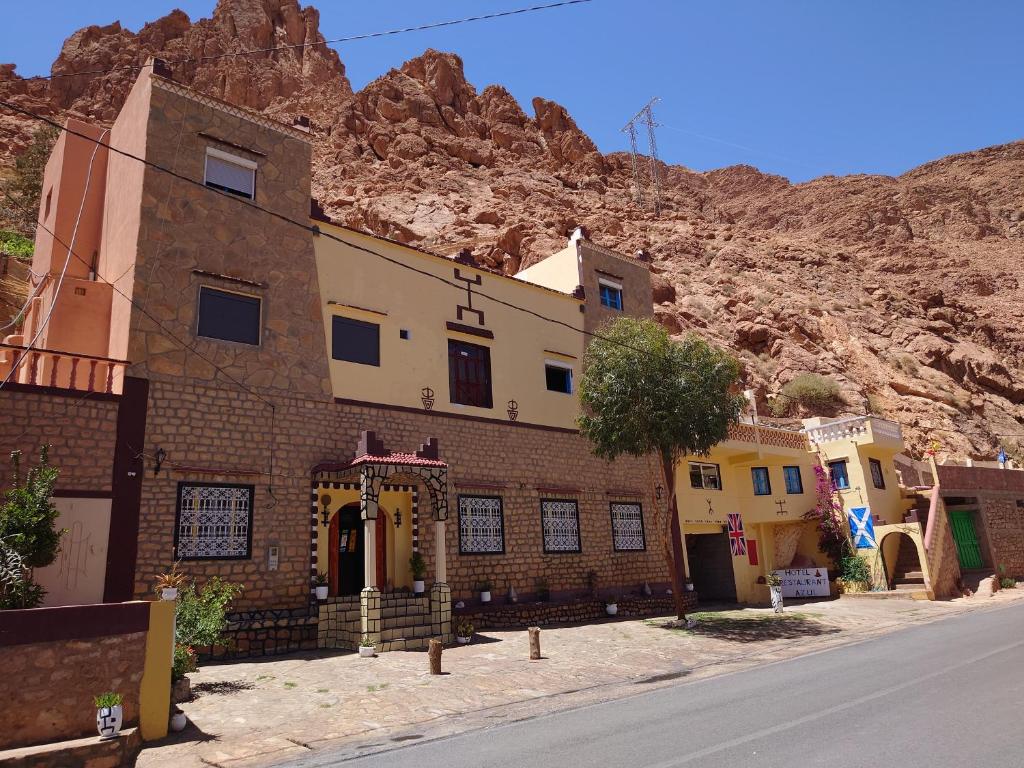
[773,568,830,598]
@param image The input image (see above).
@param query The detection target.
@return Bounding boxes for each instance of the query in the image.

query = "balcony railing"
[727,422,810,451]
[0,343,127,395]
[804,415,903,446]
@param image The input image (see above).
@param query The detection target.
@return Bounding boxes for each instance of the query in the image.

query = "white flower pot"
[605,603,618,616]
[315,585,329,600]
[170,711,187,732]
[480,590,491,603]
[685,583,694,592]
[770,585,784,613]
[456,635,472,644]
[160,587,178,601]
[97,705,123,739]
[413,580,425,595]
[359,645,375,657]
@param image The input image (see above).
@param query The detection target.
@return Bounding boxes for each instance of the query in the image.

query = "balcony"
[726,422,810,452]
[0,342,127,395]
[804,415,903,449]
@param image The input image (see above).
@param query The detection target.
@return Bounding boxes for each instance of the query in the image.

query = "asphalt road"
[289,601,1024,768]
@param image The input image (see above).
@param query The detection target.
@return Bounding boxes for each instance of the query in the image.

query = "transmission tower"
[621,97,662,217]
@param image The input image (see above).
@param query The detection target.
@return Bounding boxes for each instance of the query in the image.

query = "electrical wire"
[5,0,595,84]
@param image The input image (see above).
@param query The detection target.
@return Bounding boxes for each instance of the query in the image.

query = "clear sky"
[2,1,1021,182]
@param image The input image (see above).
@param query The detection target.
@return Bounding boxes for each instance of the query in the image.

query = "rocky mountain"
[2,0,1023,458]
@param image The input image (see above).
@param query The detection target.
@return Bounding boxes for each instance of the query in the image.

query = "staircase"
[379,594,433,652]
[891,535,926,594]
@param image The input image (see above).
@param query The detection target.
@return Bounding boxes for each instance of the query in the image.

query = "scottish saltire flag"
[727,513,746,556]
[847,506,876,549]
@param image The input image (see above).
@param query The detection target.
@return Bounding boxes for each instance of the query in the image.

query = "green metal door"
[950,511,984,570]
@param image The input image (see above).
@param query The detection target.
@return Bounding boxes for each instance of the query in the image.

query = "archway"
[879,531,925,591]
[328,503,363,596]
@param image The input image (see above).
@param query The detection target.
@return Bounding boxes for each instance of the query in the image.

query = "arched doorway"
[880,532,925,591]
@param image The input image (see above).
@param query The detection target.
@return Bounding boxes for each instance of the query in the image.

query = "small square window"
[828,460,850,490]
[599,281,623,310]
[869,458,886,490]
[197,286,261,345]
[689,462,721,490]
[752,467,772,496]
[783,466,804,494]
[545,363,572,394]
[400,329,410,340]
[332,315,380,366]
[204,148,256,199]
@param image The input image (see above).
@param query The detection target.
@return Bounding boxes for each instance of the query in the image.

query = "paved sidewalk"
[137,589,1024,768]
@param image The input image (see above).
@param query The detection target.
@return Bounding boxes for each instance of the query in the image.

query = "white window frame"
[598,277,624,310]
[204,147,257,200]
[689,461,722,491]
[544,359,573,394]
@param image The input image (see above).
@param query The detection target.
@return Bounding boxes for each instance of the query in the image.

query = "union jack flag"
[728,513,746,556]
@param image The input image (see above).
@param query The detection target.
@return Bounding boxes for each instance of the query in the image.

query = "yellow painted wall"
[139,599,174,741]
[514,243,581,293]
[315,486,415,590]
[313,224,585,429]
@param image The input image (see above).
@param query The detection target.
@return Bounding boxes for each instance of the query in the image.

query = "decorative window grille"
[175,483,254,559]
[869,458,886,489]
[540,499,581,553]
[458,495,504,553]
[610,502,646,551]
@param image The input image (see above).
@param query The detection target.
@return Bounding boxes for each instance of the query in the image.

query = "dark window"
[869,458,886,489]
[175,482,254,560]
[610,502,646,551]
[331,316,380,366]
[783,466,804,494]
[545,364,572,394]
[828,460,850,490]
[197,287,261,345]
[448,339,492,408]
[458,495,504,553]
[399,329,410,340]
[752,467,772,496]
[599,282,623,310]
[689,462,722,490]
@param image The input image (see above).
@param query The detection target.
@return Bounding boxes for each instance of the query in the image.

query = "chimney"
[635,248,651,263]
[568,225,589,244]
[150,58,172,80]
[294,115,310,133]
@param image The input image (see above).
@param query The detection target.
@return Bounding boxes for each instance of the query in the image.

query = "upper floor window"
[869,458,886,489]
[331,316,380,366]
[783,465,804,494]
[828,459,850,490]
[204,148,256,199]
[449,339,492,408]
[751,467,772,496]
[545,362,573,394]
[197,286,261,345]
[599,279,623,310]
[689,461,721,491]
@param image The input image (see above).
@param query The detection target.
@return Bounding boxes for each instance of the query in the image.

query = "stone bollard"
[429,638,443,675]
[528,626,541,660]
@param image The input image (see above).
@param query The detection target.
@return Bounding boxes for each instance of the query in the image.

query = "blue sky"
[2,1,1021,182]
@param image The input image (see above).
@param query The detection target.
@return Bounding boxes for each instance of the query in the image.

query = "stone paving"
[137,589,1024,768]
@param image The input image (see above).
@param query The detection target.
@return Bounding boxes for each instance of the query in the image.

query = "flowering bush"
[172,643,197,683]
[802,463,851,567]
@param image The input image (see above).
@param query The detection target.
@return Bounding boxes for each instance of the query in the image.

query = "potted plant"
[410,552,427,595]
[155,562,187,601]
[95,692,123,739]
[358,634,376,658]
[170,707,187,733]
[684,579,695,592]
[766,571,784,613]
[454,618,474,644]
[605,596,619,616]
[171,643,196,703]
[313,572,329,600]
[478,579,492,604]
[535,577,550,603]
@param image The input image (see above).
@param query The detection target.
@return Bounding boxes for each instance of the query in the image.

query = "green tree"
[578,318,746,618]
[0,446,64,608]
[1,125,59,239]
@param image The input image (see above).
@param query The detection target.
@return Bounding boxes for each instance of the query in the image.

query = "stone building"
[1,63,684,655]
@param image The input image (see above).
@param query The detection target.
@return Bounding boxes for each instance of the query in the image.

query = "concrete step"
[381,606,430,620]
[380,624,433,642]
[842,590,927,601]
[898,571,925,580]
[383,613,432,630]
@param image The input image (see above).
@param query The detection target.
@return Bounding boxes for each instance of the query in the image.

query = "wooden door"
[950,511,984,570]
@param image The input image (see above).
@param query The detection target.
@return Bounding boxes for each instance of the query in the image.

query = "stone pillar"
[435,519,447,583]
[360,586,382,649]
[363,516,377,588]
[430,582,452,642]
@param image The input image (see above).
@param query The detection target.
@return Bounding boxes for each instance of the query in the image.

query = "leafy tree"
[175,577,243,649]
[1,125,59,240]
[578,318,745,618]
[0,446,63,608]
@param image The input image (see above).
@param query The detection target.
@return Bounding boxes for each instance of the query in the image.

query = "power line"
[6,0,595,84]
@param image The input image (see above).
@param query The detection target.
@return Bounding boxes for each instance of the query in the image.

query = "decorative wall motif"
[541,499,581,552]
[610,502,646,551]
[454,267,485,325]
[175,483,253,559]
[507,399,519,421]
[421,387,435,410]
[458,495,504,553]
[773,524,804,570]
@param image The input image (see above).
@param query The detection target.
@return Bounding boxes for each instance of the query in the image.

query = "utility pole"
[621,97,662,217]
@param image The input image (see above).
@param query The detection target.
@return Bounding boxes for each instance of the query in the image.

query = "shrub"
[174,577,242,650]
[409,551,427,580]
[1000,577,1016,590]
[779,373,842,414]
[840,555,871,586]
[0,230,34,259]
[890,353,919,376]
[172,644,197,683]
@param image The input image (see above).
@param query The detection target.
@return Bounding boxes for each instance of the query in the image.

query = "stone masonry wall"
[0,386,119,494]
[455,593,697,631]
[0,631,146,750]
[979,497,1024,578]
